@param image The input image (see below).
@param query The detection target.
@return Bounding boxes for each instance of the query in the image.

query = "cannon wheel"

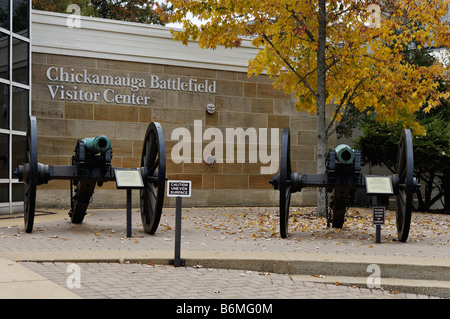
[23,116,38,233]
[69,179,96,224]
[395,129,414,242]
[279,128,292,238]
[140,122,166,234]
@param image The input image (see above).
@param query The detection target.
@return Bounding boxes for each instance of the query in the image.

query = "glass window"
[12,86,27,131]
[12,182,23,202]
[13,0,28,37]
[0,183,8,203]
[2,0,30,211]
[0,83,8,129]
[12,134,25,176]
[0,133,8,178]
[12,36,28,84]
[0,32,8,80]
[0,0,10,30]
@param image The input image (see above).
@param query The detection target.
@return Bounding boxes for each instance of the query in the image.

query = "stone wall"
[32,52,333,208]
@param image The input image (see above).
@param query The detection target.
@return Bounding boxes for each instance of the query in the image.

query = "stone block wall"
[32,52,334,208]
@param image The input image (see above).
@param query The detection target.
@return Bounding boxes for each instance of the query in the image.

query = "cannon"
[14,116,166,234]
[270,128,420,242]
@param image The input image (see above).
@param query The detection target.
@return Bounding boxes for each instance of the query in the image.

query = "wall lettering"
[44,66,217,105]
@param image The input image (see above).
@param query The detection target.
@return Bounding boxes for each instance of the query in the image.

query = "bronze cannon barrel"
[335,144,355,165]
[81,135,111,154]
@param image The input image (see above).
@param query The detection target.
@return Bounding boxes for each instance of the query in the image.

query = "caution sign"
[372,206,385,225]
[167,180,192,198]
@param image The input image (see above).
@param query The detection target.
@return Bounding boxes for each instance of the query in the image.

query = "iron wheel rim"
[140,122,166,234]
[395,129,414,242]
[279,128,292,238]
[23,116,38,233]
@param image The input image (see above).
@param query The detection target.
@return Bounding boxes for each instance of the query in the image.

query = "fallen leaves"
[188,207,365,241]
[2,207,445,255]
[160,223,172,232]
[180,206,449,249]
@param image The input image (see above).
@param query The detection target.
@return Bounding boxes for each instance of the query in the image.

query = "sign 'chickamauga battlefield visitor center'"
[45,66,217,105]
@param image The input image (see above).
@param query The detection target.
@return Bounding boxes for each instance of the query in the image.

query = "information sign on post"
[114,168,144,238]
[167,180,191,267]
[365,176,392,244]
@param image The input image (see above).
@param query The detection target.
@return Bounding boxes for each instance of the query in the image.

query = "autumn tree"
[350,28,449,213]
[355,87,450,213]
[32,0,171,25]
[167,0,450,216]
[90,0,171,24]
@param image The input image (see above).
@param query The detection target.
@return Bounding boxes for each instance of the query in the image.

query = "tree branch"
[325,77,367,139]
[285,6,316,43]
[262,33,318,99]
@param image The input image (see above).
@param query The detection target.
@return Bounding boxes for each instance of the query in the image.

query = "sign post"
[365,176,393,244]
[167,180,192,267]
[114,168,144,238]
[372,206,385,243]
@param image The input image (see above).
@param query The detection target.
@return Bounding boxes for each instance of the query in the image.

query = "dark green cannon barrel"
[82,135,111,154]
[335,144,355,164]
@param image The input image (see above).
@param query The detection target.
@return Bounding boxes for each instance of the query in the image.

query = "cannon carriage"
[13,116,166,234]
[270,128,420,242]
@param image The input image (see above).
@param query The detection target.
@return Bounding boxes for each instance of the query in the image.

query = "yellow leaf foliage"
[168,0,450,132]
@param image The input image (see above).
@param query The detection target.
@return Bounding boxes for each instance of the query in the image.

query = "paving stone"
[0,208,447,300]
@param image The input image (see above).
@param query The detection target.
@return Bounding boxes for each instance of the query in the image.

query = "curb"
[289,275,450,298]
[4,250,449,298]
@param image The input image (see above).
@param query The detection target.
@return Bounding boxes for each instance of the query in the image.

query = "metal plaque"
[114,168,144,189]
[365,175,393,195]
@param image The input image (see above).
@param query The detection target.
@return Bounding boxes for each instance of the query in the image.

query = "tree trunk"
[316,0,327,217]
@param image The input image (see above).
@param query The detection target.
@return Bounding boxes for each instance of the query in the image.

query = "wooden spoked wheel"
[279,128,292,238]
[395,129,415,242]
[23,116,38,233]
[140,122,166,234]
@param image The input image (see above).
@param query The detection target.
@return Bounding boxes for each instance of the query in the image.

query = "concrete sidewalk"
[0,257,81,299]
[0,206,448,299]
